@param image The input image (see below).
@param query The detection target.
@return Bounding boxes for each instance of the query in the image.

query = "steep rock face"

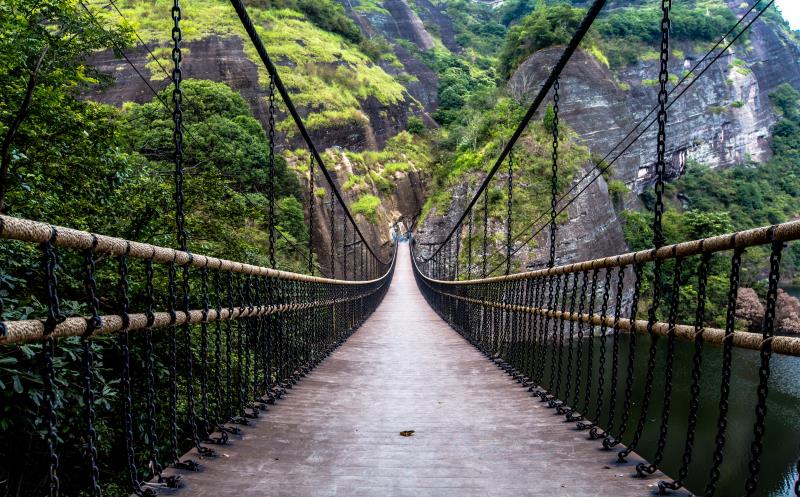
[509,16,800,196]
[419,10,800,270]
[88,35,417,151]
[337,0,464,115]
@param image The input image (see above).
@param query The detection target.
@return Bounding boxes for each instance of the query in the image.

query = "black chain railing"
[0,215,396,495]
[412,221,800,495]
[0,2,395,496]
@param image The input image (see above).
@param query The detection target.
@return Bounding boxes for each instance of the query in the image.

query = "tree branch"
[0,45,49,213]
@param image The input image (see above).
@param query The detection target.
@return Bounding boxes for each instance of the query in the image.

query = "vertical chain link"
[482,189,489,278]
[549,78,559,268]
[142,258,165,482]
[268,77,277,269]
[604,262,643,449]
[308,155,315,275]
[702,245,742,495]
[41,229,62,497]
[661,252,711,491]
[591,264,626,440]
[81,240,101,497]
[652,0,671,249]
[505,150,513,276]
[466,208,473,280]
[638,257,683,475]
[329,195,336,279]
[744,240,783,496]
[171,0,186,252]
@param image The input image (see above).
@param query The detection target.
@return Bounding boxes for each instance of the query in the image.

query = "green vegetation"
[0,2,321,494]
[498,4,589,79]
[113,0,406,135]
[622,83,800,325]
[351,193,381,223]
[496,1,739,74]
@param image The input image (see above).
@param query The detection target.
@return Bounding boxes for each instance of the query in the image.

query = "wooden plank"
[164,243,687,497]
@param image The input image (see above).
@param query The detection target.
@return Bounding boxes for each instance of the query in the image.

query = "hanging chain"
[329,195,336,278]
[42,229,63,497]
[171,0,187,251]
[744,240,783,496]
[142,258,165,482]
[549,78,559,268]
[343,220,348,280]
[704,245,743,496]
[268,76,277,269]
[81,240,101,497]
[119,250,150,495]
[591,264,626,440]
[466,208,473,280]
[505,150,513,276]
[200,264,211,438]
[639,256,683,475]
[604,262,643,449]
[308,154,315,275]
[652,0,671,249]
[167,260,180,463]
[589,267,613,432]
[482,189,489,278]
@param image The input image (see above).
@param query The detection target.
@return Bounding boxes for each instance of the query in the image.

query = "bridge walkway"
[171,242,683,497]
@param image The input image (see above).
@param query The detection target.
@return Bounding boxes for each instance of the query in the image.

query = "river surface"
[536,334,800,497]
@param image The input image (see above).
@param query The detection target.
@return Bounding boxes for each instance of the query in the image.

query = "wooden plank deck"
[168,242,683,497]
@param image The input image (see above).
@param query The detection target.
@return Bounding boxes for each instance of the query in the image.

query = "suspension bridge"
[1,0,800,496]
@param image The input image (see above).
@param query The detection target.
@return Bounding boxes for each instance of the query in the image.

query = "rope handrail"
[424,288,800,357]
[0,215,389,286]
[416,220,800,285]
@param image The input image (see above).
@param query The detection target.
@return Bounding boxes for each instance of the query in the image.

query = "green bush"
[406,116,426,135]
[351,194,381,223]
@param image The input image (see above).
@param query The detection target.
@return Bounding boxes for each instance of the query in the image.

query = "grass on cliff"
[112,0,406,134]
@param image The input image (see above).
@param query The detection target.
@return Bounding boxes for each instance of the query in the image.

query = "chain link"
[171,0,187,251]
[588,268,613,433]
[482,189,489,278]
[575,268,599,427]
[604,262,643,449]
[81,242,101,497]
[660,252,711,491]
[549,78,559,268]
[268,77,277,269]
[466,209,473,280]
[505,150,513,276]
[652,0,671,249]
[639,257,683,475]
[744,240,783,496]
[308,155,315,275]
[142,259,164,481]
[704,246,743,496]
[41,229,62,497]
[591,264,626,440]
[619,257,664,461]
[329,195,336,278]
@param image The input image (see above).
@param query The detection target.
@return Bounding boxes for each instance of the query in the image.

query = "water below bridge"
[163,243,799,497]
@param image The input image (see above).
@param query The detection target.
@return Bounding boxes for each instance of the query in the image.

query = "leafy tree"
[0,0,133,212]
[497,4,589,79]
